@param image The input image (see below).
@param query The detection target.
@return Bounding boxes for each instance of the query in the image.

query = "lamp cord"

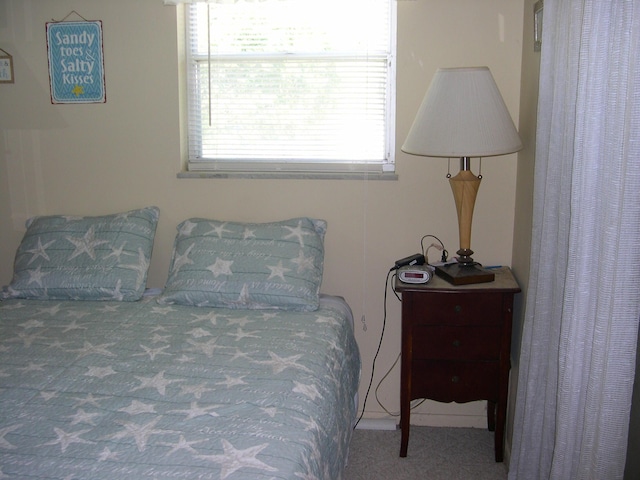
[353,268,394,430]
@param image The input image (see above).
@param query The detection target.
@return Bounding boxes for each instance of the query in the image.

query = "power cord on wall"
[353,267,395,429]
[354,234,449,428]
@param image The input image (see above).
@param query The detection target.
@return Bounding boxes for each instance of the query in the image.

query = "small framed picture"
[534,1,543,52]
[0,51,14,83]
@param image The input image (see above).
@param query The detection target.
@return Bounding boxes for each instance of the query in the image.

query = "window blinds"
[180,0,396,173]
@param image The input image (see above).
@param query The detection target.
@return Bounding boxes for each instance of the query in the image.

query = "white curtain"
[509,1,640,479]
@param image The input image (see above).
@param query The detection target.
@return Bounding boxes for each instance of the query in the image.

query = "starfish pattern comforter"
[0,294,360,479]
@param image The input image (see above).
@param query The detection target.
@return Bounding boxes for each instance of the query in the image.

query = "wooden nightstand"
[396,266,520,461]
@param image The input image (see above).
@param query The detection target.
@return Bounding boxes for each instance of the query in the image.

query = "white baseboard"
[355,418,398,431]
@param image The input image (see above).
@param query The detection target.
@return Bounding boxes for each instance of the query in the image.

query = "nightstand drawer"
[412,326,502,360]
[407,292,503,326]
[411,360,499,403]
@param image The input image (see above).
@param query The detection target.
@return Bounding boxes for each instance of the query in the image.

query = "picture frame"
[534,0,543,52]
[46,20,106,103]
[0,49,14,83]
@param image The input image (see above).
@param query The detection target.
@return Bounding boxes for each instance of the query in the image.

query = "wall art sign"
[0,48,14,83]
[46,20,106,103]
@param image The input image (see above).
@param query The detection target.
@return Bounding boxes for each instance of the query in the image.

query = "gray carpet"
[344,426,508,480]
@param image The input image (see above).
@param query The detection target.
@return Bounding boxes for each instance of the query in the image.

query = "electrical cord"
[353,267,394,430]
[420,234,447,264]
[355,234,448,428]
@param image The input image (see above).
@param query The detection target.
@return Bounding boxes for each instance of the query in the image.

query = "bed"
[0,208,361,479]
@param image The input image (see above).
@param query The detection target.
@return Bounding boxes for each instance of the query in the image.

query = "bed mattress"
[0,294,360,479]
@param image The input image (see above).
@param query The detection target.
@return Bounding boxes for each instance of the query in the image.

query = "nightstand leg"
[487,400,496,432]
[494,400,505,462]
[400,369,409,457]
[400,407,409,457]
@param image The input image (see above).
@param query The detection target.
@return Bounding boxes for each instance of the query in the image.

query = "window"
[181,0,396,176]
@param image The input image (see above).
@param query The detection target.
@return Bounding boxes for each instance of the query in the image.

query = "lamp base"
[434,263,495,286]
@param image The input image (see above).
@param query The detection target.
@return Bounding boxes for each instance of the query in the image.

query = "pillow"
[3,207,159,301]
[158,217,326,311]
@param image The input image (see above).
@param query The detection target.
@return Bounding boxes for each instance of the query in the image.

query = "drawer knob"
[451,376,460,383]
[454,305,462,313]
[452,340,461,347]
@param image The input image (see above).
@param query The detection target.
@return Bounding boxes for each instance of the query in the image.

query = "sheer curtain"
[508,1,640,479]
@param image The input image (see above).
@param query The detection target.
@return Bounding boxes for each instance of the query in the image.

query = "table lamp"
[401,67,522,285]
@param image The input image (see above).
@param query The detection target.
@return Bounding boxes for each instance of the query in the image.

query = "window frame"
[178,1,398,178]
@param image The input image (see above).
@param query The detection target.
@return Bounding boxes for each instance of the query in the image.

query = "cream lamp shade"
[401,67,522,284]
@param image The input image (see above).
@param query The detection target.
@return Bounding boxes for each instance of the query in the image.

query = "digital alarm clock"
[398,265,434,284]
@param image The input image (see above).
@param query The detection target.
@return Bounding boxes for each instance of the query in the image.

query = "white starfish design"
[65,226,109,260]
[178,220,198,237]
[292,381,321,401]
[109,417,171,452]
[13,330,46,347]
[170,401,220,419]
[132,371,183,396]
[120,248,150,289]
[190,310,224,326]
[135,344,171,361]
[206,222,232,238]
[68,408,102,426]
[196,439,277,479]
[26,266,49,286]
[291,249,315,273]
[85,366,117,379]
[207,257,234,277]
[18,319,44,329]
[72,393,108,408]
[294,415,323,433]
[171,242,195,273]
[229,348,251,362]
[103,242,134,261]
[283,220,311,247]
[0,424,21,449]
[98,304,120,313]
[98,446,118,462]
[226,315,252,327]
[36,304,62,316]
[151,306,176,315]
[256,352,312,374]
[0,301,25,310]
[179,382,216,400]
[216,374,247,389]
[60,319,88,333]
[41,427,94,452]
[227,327,260,342]
[159,434,205,456]
[25,237,56,265]
[267,261,290,281]
[101,278,124,301]
[187,338,221,358]
[243,227,256,240]
[260,407,278,418]
[187,327,213,338]
[40,391,58,401]
[119,400,157,415]
[151,332,171,344]
[18,362,46,372]
[66,309,90,319]
[315,315,340,327]
[73,341,116,359]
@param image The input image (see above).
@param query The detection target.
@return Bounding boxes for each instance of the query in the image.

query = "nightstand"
[396,266,520,461]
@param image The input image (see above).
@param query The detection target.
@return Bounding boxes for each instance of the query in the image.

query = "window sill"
[176,171,398,180]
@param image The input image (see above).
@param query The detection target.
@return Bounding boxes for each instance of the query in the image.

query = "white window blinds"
[177,0,396,174]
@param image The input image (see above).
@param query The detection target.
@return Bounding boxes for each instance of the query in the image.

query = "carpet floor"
[344,426,509,480]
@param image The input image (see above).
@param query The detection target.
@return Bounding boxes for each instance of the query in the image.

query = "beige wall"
[0,0,525,427]
[508,0,540,457]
